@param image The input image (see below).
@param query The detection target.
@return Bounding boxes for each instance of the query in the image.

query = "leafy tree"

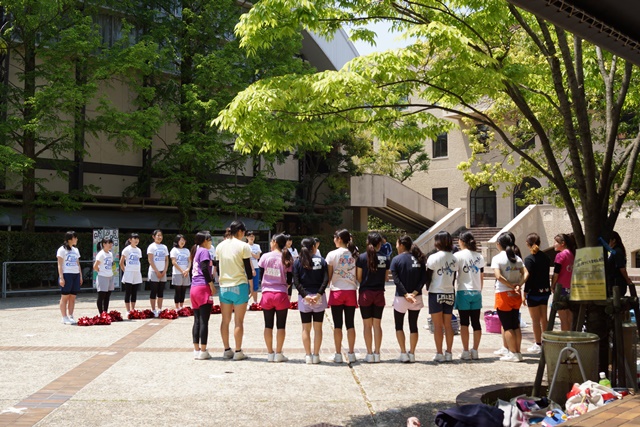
[215,0,640,247]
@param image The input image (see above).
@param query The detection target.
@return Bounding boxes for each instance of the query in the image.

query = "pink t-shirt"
[555,249,574,288]
[258,250,292,293]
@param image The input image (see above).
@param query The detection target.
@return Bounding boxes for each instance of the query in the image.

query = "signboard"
[570,246,606,301]
[92,229,121,290]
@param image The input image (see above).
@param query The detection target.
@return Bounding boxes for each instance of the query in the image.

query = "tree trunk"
[21,38,37,232]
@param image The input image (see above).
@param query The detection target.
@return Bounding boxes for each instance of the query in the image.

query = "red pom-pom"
[77,316,94,326]
[289,301,298,310]
[92,312,112,325]
[177,307,193,317]
[211,304,221,314]
[159,309,178,319]
[108,310,123,321]
[128,310,144,319]
[142,309,154,319]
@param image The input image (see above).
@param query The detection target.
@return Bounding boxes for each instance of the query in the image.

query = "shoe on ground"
[274,353,288,363]
[460,350,471,360]
[193,350,199,359]
[197,350,211,360]
[444,352,453,362]
[153,310,159,318]
[233,350,247,361]
[470,349,479,360]
[398,353,410,363]
[267,352,275,362]
[373,353,380,363]
[68,315,76,324]
[500,352,521,362]
[223,348,234,359]
[408,352,416,363]
[305,354,313,364]
[494,346,509,356]
[333,353,343,363]
[62,316,72,325]
[364,353,375,363]
[527,343,542,354]
[312,354,320,364]
[516,352,524,361]
[433,353,445,362]
[347,353,357,363]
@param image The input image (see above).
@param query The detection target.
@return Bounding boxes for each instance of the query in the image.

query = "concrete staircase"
[452,227,502,248]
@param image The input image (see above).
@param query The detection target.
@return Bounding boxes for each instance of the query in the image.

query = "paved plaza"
[0,283,541,426]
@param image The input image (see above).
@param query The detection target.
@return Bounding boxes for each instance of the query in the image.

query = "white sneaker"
[500,352,521,362]
[312,354,320,364]
[364,353,375,363]
[333,353,343,363]
[305,354,313,364]
[197,350,211,360]
[274,353,288,363]
[347,353,357,363]
[373,353,381,363]
[444,352,453,362]
[62,316,72,325]
[494,346,509,356]
[223,349,234,359]
[267,352,275,362]
[398,353,410,363]
[470,349,479,360]
[233,350,247,361]
[460,350,471,360]
[193,350,199,359]
[68,315,77,324]
[408,352,416,363]
[433,353,445,362]
[515,352,524,362]
[527,343,542,354]
[153,310,159,318]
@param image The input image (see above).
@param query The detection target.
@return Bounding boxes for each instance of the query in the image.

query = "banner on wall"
[92,229,121,289]
[570,246,606,301]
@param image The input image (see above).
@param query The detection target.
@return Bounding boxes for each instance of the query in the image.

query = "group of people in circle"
[56,224,634,365]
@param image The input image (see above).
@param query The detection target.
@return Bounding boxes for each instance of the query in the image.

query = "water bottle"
[599,372,611,388]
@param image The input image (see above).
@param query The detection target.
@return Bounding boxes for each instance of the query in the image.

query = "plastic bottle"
[599,372,611,388]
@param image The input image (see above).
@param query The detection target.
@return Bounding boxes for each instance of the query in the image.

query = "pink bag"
[484,310,502,333]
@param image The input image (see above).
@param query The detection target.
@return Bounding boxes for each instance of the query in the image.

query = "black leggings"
[497,309,520,331]
[193,303,212,345]
[458,309,482,330]
[149,281,165,299]
[263,308,288,329]
[331,305,356,329]
[300,311,324,324]
[123,283,138,303]
[394,309,420,333]
[97,291,112,313]
[360,305,384,320]
[174,286,187,304]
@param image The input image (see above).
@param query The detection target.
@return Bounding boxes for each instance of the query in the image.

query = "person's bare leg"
[233,303,248,350]
[220,303,233,350]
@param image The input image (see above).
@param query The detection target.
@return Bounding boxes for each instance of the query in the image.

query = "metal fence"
[2,260,97,298]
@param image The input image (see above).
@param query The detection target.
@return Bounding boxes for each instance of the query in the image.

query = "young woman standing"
[390,235,426,363]
[552,233,576,331]
[258,234,294,362]
[426,231,458,362]
[190,231,217,360]
[523,232,551,354]
[325,229,359,363]
[170,234,191,310]
[121,233,142,313]
[293,237,329,364]
[356,232,390,363]
[246,231,262,304]
[94,237,115,314]
[57,231,83,324]
[491,232,528,362]
[453,231,485,360]
[147,230,169,316]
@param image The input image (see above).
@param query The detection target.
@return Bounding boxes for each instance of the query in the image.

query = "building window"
[513,177,542,217]
[432,188,448,207]
[433,133,448,158]
[470,185,497,227]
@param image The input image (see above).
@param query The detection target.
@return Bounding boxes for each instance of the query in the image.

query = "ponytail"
[458,231,477,252]
[336,229,359,258]
[526,232,541,254]
[497,232,517,263]
[273,234,293,268]
[398,235,426,266]
[299,237,315,270]
[366,232,382,271]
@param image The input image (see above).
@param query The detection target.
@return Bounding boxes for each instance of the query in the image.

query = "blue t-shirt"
[390,252,426,296]
[356,253,390,291]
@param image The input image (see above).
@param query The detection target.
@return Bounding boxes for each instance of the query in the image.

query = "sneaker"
[460,350,471,360]
[373,353,381,363]
[274,353,288,363]
[500,352,521,363]
[398,353,410,363]
[153,310,159,318]
[233,350,247,361]
[305,354,313,364]
[267,352,275,362]
[194,350,199,359]
[515,352,524,362]
[494,346,509,356]
[364,353,375,363]
[433,353,445,362]
[197,350,211,360]
[62,316,72,325]
[312,354,320,364]
[347,353,357,363]
[333,353,343,363]
[470,349,479,360]
[444,352,453,362]
[68,315,77,324]
[527,343,542,354]
[408,352,416,363]
[223,348,234,359]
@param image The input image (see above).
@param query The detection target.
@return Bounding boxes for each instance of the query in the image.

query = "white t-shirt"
[426,251,457,294]
[96,250,114,277]
[147,243,169,274]
[57,246,81,274]
[121,245,142,284]
[454,249,485,292]
[491,251,524,293]
[325,247,357,291]
[288,247,299,260]
[170,247,191,275]
[216,237,252,287]
[208,246,216,261]
[249,243,261,268]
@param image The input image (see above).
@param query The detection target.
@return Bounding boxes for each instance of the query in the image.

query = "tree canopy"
[215,0,640,247]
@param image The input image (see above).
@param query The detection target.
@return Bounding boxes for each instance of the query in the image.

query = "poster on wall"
[92,229,120,290]
[570,246,606,301]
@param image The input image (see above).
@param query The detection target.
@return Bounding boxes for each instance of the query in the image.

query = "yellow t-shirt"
[215,237,252,287]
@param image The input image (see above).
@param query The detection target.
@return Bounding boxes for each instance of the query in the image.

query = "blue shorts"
[428,293,454,315]
[61,273,81,295]
[219,283,250,305]
[526,294,550,308]
[455,290,482,311]
[252,269,261,292]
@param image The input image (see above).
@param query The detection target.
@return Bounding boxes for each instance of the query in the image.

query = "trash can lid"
[542,331,599,343]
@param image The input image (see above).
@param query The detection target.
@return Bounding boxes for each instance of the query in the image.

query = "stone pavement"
[0,283,542,426]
